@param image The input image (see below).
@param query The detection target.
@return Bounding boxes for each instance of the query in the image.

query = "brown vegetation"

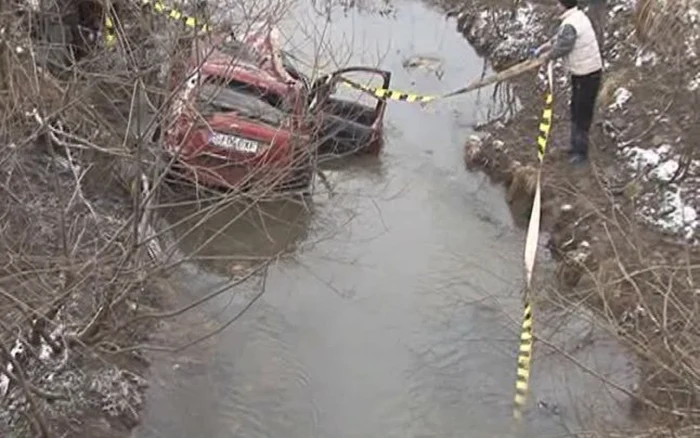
[0,0,310,435]
[449,0,700,434]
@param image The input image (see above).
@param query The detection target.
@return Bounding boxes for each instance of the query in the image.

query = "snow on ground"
[618,143,700,241]
[609,87,632,110]
[596,0,700,242]
[688,72,700,90]
[634,49,657,67]
[455,2,544,67]
[640,189,699,240]
[456,0,700,242]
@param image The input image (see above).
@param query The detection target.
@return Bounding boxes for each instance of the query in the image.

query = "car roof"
[196,82,287,127]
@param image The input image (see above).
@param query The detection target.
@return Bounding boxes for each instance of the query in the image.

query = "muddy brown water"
[133,1,637,437]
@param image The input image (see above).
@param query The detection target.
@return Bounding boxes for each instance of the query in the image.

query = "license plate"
[209,133,260,154]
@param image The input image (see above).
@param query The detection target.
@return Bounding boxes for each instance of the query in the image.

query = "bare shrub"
[0,0,341,434]
[634,0,700,58]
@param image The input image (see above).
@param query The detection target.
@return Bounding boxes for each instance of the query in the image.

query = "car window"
[196,83,286,127]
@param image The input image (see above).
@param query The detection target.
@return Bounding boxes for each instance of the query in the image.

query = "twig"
[106,264,271,354]
[315,168,333,197]
[618,98,674,148]
[0,340,50,438]
[27,108,98,220]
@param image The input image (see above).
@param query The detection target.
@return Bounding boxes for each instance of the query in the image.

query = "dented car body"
[164,33,392,192]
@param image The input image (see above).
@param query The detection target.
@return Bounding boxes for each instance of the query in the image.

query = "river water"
[133,1,636,437]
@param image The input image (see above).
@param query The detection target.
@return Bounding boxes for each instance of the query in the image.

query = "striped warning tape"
[139,0,210,32]
[513,301,534,421]
[338,78,437,103]
[102,6,451,104]
[336,58,546,105]
[104,0,209,47]
[104,15,117,46]
[512,61,554,423]
[102,2,531,105]
[536,92,554,162]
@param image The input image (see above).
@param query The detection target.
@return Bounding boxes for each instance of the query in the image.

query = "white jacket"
[561,8,603,76]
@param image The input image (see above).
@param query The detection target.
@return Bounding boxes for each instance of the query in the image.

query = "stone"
[651,134,666,147]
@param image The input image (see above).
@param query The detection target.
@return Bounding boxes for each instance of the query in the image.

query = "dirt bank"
[440,0,700,432]
[0,29,169,438]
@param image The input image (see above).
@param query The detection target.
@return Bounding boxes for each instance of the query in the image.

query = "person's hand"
[531,42,552,58]
[530,46,545,58]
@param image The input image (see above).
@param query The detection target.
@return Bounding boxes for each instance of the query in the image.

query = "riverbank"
[0,43,166,437]
[0,143,158,437]
[442,0,700,432]
[3,0,698,435]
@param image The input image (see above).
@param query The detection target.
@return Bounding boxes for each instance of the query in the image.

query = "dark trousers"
[570,69,602,157]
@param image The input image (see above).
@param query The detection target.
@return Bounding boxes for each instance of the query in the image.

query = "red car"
[163,33,392,192]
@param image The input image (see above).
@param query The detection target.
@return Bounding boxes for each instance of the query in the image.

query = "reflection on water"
[159,192,313,276]
[134,0,636,437]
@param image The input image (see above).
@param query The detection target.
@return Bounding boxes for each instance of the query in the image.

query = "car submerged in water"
[163,32,393,193]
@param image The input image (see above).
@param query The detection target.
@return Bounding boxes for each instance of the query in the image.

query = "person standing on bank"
[532,0,603,166]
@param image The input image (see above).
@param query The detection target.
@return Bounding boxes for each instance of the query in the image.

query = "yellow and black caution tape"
[338,78,438,104]
[104,0,210,47]
[102,3,443,103]
[104,15,116,47]
[536,92,554,162]
[512,61,554,423]
[513,300,534,421]
[338,57,546,106]
[103,3,543,108]
[139,0,210,32]
[103,2,544,106]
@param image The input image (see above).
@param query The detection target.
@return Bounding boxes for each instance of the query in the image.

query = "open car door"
[310,67,392,157]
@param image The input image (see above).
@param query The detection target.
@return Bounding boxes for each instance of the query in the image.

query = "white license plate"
[210,133,260,154]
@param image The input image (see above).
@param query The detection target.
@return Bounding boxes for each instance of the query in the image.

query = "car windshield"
[196,83,286,127]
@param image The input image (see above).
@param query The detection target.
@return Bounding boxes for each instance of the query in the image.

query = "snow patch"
[609,87,632,110]
[490,4,543,62]
[610,0,634,16]
[457,3,543,67]
[652,159,680,182]
[689,72,700,91]
[685,7,700,58]
[90,368,147,419]
[639,188,699,240]
[621,143,700,239]
[0,340,25,397]
[624,144,671,172]
[39,324,65,360]
[25,0,40,11]
[635,50,657,67]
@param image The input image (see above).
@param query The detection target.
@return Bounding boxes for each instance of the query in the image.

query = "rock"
[463,135,485,170]
[651,134,666,147]
[506,161,538,204]
[547,203,588,261]
[555,240,597,290]
[402,55,444,79]
[609,87,632,110]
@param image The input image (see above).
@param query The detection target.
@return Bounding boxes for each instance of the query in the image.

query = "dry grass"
[0,0,336,435]
[634,0,700,56]
[451,0,700,435]
[545,185,700,432]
